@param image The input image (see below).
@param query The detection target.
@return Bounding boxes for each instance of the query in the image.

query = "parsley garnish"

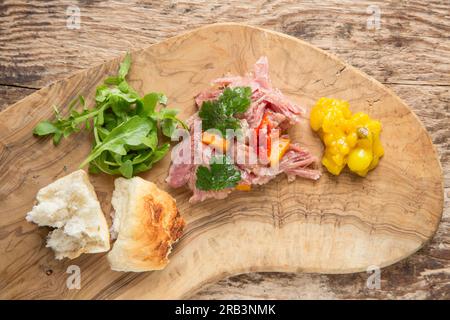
[195,155,242,191]
[198,86,252,135]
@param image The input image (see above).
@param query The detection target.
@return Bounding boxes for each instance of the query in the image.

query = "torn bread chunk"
[108,177,185,272]
[26,170,110,260]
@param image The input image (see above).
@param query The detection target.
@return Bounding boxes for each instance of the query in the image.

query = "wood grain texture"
[0,23,444,299]
[0,0,448,300]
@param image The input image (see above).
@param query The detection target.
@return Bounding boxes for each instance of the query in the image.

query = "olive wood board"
[0,23,443,299]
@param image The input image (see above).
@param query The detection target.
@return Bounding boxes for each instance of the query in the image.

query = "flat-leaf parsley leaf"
[198,86,251,135]
[195,155,242,191]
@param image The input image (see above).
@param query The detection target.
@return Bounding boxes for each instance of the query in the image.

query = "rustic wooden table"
[0,0,448,299]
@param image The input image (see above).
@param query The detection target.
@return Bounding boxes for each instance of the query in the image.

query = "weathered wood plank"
[0,0,448,89]
[0,85,36,111]
[0,0,448,300]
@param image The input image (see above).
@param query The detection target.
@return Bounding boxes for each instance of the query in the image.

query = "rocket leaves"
[33,53,186,178]
[79,116,154,168]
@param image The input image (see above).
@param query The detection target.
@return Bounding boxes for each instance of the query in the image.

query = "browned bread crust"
[108,177,185,272]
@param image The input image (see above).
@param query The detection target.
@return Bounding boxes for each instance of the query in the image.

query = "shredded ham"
[194,88,222,107]
[166,57,321,203]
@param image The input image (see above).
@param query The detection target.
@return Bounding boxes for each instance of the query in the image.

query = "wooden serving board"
[0,23,443,299]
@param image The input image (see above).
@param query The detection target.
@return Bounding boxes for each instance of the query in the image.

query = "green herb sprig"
[195,86,251,191]
[195,155,242,191]
[33,53,187,178]
[198,86,252,135]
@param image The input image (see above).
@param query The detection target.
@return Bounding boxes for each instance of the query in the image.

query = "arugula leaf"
[103,76,121,85]
[33,121,58,136]
[133,143,170,174]
[157,108,179,138]
[138,93,166,117]
[118,53,131,80]
[141,132,158,150]
[33,53,185,178]
[33,99,105,145]
[149,142,170,163]
[53,131,63,145]
[161,118,177,138]
[89,155,120,175]
[79,116,153,168]
[195,155,242,191]
[119,160,133,178]
[198,86,251,135]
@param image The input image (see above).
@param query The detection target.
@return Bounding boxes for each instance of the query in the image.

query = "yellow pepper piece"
[202,131,228,152]
[310,98,384,176]
[270,138,290,167]
[235,183,251,191]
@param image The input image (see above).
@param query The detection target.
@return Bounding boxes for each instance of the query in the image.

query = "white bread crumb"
[26,170,110,260]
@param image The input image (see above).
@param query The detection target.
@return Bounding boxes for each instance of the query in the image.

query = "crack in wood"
[0,83,39,90]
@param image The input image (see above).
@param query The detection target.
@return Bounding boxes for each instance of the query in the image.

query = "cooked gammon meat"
[166,57,321,203]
